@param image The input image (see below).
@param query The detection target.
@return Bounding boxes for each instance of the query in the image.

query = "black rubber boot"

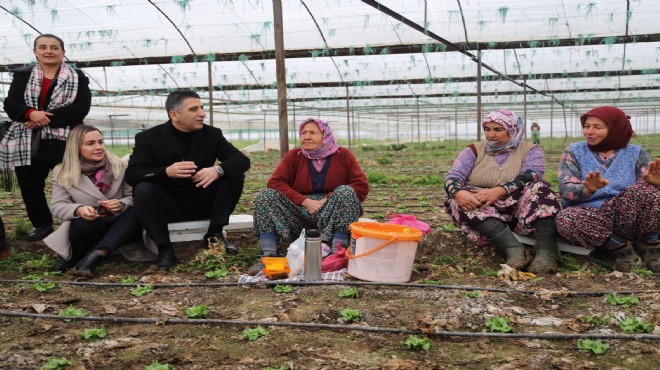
[634,233,660,273]
[528,233,558,274]
[489,228,527,269]
[609,242,641,272]
[73,251,103,278]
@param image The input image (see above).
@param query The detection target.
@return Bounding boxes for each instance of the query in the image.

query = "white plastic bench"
[167,216,378,243]
[513,233,591,256]
[168,214,254,242]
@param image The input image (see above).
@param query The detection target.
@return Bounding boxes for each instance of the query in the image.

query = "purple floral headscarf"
[299,117,339,160]
[482,109,525,154]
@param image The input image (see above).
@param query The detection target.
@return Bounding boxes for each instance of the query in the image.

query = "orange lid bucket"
[349,222,423,241]
[347,222,422,259]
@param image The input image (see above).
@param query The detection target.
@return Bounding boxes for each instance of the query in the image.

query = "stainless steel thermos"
[304,229,322,281]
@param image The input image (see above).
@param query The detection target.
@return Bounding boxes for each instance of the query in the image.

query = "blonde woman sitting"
[45,125,153,277]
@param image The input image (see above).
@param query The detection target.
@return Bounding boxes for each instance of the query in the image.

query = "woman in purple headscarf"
[249,118,369,275]
[556,106,660,272]
[444,109,561,274]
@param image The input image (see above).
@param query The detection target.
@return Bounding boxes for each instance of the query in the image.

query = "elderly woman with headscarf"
[248,118,369,275]
[556,106,660,272]
[444,109,561,274]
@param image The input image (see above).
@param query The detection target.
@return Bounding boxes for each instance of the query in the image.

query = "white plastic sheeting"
[1,0,658,138]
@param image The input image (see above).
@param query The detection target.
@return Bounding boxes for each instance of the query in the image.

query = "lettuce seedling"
[338,287,359,298]
[340,308,362,323]
[41,357,72,369]
[618,317,653,333]
[577,339,610,355]
[130,284,154,297]
[485,316,514,333]
[607,293,639,308]
[274,284,293,293]
[205,268,229,279]
[81,328,108,340]
[242,326,270,341]
[402,335,430,351]
[144,360,174,370]
[581,314,611,327]
[121,276,138,284]
[58,306,87,322]
[185,305,209,319]
[34,281,59,292]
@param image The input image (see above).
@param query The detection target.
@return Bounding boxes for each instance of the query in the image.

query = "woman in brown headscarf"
[556,106,660,272]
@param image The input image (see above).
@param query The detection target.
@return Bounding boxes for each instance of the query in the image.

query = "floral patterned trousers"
[556,182,660,251]
[445,181,561,246]
[253,185,363,242]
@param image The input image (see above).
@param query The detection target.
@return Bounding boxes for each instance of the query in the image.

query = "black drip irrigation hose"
[0,309,658,341]
[0,279,657,297]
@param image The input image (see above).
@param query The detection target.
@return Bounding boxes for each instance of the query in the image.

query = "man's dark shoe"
[0,248,9,260]
[72,251,103,278]
[156,248,178,270]
[205,231,238,254]
[27,226,54,242]
[54,257,78,273]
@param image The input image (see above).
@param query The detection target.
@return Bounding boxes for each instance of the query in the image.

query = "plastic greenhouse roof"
[1,0,659,135]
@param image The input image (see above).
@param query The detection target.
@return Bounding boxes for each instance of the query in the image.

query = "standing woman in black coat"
[1,34,91,241]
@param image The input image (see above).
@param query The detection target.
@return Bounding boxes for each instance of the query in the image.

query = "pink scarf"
[299,117,339,160]
[80,158,113,195]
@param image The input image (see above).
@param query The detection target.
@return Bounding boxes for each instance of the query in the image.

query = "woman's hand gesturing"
[642,158,660,188]
[582,171,608,194]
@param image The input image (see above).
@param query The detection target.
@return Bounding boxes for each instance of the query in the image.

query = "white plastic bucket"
[347,222,422,283]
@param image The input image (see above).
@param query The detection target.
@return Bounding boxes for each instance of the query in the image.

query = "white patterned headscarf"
[482,109,525,154]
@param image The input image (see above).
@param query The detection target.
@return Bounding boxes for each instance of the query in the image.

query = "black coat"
[3,66,91,127]
[126,121,251,197]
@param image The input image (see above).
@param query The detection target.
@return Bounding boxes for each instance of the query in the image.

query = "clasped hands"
[24,111,53,129]
[166,161,220,188]
[76,200,123,221]
[454,187,507,212]
[302,198,327,214]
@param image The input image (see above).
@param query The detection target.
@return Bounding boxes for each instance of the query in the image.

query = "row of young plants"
[34,285,653,370]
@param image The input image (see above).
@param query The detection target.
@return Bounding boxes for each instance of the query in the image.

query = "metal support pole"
[550,98,554,149]
[207,61,214,127]
[416,97,420,144]
[476,50,482,142]
[523,78,527,140]
[346,85,351,149]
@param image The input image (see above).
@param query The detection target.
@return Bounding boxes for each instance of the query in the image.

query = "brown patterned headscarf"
[580,106,635,152]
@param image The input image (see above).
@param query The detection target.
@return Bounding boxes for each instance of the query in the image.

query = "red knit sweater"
[267,148,369,205]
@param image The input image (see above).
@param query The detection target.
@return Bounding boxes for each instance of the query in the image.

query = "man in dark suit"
[126,90,250,270]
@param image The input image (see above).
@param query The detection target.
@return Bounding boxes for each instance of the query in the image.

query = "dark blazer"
[3,66,91,128]
[126,121,251,196]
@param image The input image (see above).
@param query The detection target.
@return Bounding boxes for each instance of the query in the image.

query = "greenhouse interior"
[1,0,659,146]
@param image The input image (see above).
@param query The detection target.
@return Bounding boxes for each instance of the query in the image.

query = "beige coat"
[44,169,157,261]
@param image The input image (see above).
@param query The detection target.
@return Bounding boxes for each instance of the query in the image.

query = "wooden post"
[273,0,289,158]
